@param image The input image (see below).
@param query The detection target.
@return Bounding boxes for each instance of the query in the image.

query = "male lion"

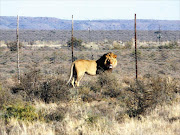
[67,52,117,87]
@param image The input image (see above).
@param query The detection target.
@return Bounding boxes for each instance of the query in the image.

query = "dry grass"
[0,99,179,135]
[0,118,55,135]
[120,102,180,135]
[1,74,179,135]
[0,43,180,135]
[0,46,180,82]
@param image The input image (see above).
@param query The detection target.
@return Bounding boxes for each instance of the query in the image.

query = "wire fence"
[1,17,179,82]
[0,47,180,81]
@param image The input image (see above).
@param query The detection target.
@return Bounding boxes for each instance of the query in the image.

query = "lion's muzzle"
[109,64,113,69]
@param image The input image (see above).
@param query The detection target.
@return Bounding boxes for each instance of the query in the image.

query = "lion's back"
[74,60,97,75]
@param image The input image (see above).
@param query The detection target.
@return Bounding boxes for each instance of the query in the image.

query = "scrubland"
[0,40,180,135]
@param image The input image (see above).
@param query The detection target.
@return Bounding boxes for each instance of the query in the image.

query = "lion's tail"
[66,62,75,85]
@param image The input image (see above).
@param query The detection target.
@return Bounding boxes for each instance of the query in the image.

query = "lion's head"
[104,52,117,69]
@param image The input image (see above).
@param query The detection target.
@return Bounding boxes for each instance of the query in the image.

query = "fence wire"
[0,47,180,81]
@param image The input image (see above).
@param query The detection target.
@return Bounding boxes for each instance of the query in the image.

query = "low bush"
[11,69,70,103]
[2,104,41,122]
[11,69,43,101]
[67,38,83,48]
[122,76,178,117]
[158,41,178,49]
[39,106,66,122]
[124,41,133,49]
[0,83,24,110]
[6,41,23,51]
[1,103,65,123]
[97,72,121,98]
[44,109,64,122]
[39,77,70,103]
[74,72,121,102]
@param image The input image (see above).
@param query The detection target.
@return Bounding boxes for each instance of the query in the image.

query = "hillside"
[0,16,179,30]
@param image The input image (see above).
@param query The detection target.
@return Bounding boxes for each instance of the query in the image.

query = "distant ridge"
[0,16,179,30]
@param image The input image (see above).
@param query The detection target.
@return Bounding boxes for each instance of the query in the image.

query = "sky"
[0,0,179,20]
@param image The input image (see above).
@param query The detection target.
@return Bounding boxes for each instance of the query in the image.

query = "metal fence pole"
[71,15,74,62]
[17,15,20,83]
[135,14,138,80]
[89,25,94,60]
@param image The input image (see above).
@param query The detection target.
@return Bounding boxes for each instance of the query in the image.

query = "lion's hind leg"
[75,72,85,87]
[71,65,77,88]
[71,77,75,88]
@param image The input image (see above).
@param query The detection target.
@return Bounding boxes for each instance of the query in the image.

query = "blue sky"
[0,0,179,20]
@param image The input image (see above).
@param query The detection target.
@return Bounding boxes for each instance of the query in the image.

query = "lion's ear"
[114,55,117,58]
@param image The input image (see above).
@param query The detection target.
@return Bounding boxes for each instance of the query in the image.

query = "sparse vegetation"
[1,29,179,43]
[158,41,178,49]
[124,40,133,49]
[0,36,179,134]
[131,49,142,59]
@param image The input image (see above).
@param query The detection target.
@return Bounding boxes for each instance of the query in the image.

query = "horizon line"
[1,16,180,21]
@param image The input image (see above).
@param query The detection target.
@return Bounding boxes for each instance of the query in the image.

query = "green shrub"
[2,103,66,122]
[2,104,41,121]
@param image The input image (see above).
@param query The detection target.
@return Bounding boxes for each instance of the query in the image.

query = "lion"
[67,52,117,87]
